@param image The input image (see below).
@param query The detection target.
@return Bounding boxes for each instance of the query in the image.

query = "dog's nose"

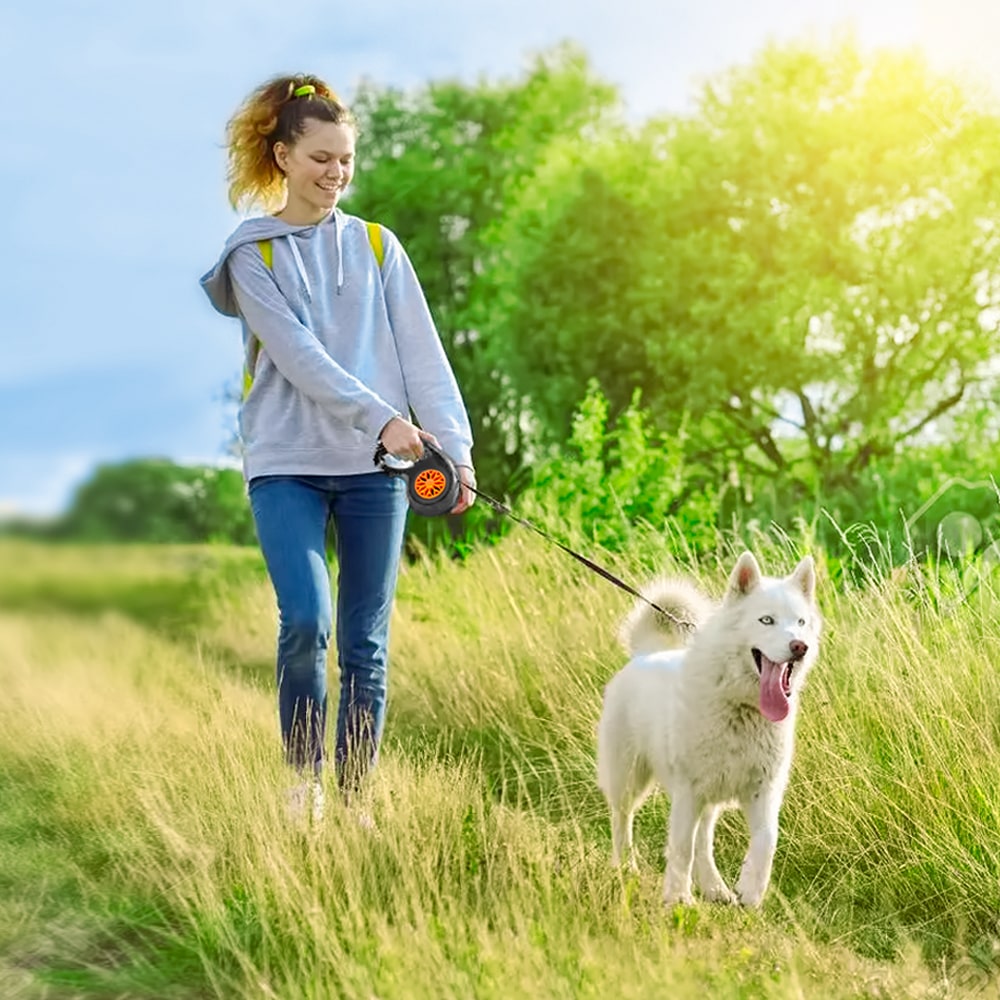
[789,639,808,660]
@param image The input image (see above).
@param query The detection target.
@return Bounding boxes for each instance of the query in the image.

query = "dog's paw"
[701,882,737,905]
[662,889,695,907]
[735,884,766,908]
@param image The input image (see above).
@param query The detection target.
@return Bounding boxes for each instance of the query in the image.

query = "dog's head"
[722,551,822,722]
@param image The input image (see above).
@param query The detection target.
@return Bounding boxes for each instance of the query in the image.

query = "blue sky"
[2,0,997,516]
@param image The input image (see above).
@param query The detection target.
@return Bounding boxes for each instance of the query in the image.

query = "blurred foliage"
[40,460,257,545]
[517,384,999,575]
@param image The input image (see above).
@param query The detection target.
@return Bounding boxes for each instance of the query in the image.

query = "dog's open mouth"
[751,648,793,722]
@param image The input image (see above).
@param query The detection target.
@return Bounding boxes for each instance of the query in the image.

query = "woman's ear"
[273,141,289,173]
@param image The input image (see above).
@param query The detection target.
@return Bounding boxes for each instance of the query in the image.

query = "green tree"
[477,41,1000,503]
[344,44,622,490]
[58,459,255,544]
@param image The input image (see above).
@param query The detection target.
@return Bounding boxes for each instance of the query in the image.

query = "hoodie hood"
[200,210,343,317]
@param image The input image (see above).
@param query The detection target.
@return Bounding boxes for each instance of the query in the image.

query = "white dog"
[596,551,821,907]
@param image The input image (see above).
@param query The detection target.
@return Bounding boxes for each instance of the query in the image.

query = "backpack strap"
[365,220,384,268]
[241,240,273,397]
[258,238,274,270]
[244,223,383,397]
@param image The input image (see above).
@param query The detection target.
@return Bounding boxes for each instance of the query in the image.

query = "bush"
[520,381,719,557]
[54,459,256,545]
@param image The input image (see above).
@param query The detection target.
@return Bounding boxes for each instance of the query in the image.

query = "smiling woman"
[199,73,477,821]
[272,116,356,226]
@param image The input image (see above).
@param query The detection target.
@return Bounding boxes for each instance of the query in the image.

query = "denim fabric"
[248,472,408,788]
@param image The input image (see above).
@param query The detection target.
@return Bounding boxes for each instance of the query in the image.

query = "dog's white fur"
[596,552,821,907]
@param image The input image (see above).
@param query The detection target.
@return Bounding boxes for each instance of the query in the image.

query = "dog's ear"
[789,555,816,601]
[727,551,761,597]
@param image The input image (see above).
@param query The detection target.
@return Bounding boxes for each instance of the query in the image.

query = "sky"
[2,0,999,517]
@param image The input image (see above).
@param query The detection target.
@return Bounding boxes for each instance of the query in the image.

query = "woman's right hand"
[379,416,437,463]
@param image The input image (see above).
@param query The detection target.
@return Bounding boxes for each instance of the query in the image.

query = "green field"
[2,535,1000,998]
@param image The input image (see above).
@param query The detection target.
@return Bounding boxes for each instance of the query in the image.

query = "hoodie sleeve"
[227,243,400,439]
[380,230,474,468]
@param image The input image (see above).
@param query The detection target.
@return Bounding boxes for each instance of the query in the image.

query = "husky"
[596,552,821,907]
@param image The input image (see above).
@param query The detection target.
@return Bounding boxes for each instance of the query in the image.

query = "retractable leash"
[373,439,461,516]
[373,440,696,632]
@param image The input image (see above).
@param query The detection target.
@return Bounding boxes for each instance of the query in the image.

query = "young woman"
[201,74,475,820]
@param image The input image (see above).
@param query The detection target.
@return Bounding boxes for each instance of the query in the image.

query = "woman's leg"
[248,476,333,776]
[329,472,408,792]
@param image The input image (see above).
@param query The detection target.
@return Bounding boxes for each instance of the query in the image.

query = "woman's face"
[274,119,356,217]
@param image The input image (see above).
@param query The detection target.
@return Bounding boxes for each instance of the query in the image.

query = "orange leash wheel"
[374,440,461,516]
[413,467,448,501]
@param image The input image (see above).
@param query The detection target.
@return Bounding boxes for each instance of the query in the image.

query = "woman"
[201,74,475,820]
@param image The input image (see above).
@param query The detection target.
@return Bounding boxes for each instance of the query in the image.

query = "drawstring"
[285,235,312,302]
[334,209,344,294]
[282,210,342,298]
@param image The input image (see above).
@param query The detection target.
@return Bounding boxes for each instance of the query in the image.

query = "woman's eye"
[759,615,774,625]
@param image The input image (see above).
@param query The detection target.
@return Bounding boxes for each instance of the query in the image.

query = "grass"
[2,532,1000,998]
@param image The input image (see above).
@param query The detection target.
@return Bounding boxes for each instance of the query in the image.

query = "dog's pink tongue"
[759,656,790,722]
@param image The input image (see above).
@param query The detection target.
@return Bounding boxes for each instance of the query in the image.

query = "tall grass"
[2,533,999,998]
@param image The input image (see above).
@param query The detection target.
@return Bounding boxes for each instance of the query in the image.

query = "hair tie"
[293,84,316,98]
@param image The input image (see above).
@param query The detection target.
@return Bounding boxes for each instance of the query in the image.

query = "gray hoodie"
[200,208,473,480]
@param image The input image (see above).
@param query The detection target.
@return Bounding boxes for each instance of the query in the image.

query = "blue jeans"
[248,472,408,789]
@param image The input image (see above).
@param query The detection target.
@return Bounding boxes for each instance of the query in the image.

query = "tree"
[57,459,256,544]
[476,41,1000,501]
[344,44,622,490]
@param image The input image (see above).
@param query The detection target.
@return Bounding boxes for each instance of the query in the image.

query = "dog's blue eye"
[759,615,774,625]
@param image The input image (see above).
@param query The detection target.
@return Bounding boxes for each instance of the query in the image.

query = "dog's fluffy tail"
[618,578,715,655]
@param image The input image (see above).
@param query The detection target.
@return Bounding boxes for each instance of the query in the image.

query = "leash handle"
[374,439,461,516]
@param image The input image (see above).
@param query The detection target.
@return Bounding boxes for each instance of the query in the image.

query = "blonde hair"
[224,74,356,212]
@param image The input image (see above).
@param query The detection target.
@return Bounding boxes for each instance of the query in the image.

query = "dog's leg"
[610,806,639,871]
[610,776,653,870]
[735,791,780,907]
[604,754,652,870]
[693,804,736,904]
[662,784,698,906]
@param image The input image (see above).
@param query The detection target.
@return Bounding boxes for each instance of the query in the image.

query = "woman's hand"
[451,465,476,515]
[379,416,436,462]
[379,417,474,515]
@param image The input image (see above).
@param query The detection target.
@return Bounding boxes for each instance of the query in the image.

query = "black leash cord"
[464,483,697,633]
[374,440,696,632]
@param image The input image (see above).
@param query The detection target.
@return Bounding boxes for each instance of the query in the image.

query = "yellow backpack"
[243,220,385,397]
